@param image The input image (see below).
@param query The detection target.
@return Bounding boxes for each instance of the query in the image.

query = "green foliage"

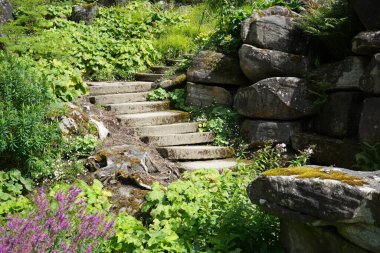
[3,2,187,100]
[355,142,380,171]
[297,0,362,60]
[154,4,216,59]
[148,88,170,101]
[0,169,33,219]
[50,179,113,213]
[106,168,280,252]
[193,106,241,146]
[63,135,100,158]
[252,143,313,172]
[0,54,63,179]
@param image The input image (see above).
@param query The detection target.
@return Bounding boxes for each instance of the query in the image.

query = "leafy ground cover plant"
[2,1,186,100]
[0,185,115,253]
[0,170,33,221]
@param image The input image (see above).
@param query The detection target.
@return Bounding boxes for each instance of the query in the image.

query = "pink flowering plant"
[0,186,115,253]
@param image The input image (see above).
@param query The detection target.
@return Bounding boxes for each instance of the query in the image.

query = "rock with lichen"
[241,6,308,55]
[248,166,380,252]
[187,51,250,86]
[239,44,310,83]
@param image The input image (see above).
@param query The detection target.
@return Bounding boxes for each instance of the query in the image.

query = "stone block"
[185,82,233,107]
[359,98,380,143]
[314,92,366,138]
[241,120,301,147]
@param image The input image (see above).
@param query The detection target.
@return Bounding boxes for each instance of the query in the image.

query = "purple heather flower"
[0,186,115,253]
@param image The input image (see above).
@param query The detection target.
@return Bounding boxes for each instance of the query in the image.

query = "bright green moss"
[262,167,366,186]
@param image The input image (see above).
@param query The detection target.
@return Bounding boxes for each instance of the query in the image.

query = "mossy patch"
[262,167,366,186]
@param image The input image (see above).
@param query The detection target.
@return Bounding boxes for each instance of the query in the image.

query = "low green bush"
[0,54,63,179]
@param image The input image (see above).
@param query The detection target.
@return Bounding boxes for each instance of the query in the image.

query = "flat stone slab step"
[105,101,170,114]
[127,122,199,136]
[157,145,234,160]
[178,159,251,172]
[89,92,150,105]
[151,66,173,74]
[117,110,190,127]
[88,81,154,95]
[135,73,164,82]
[140,132,215,147]
[165,59,183,66]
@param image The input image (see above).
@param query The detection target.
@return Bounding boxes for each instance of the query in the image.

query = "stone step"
[151,66,173,74]
[117,110,190,127]
[89,92,149,105]
[105,101,170,114]
[135,73,164,82]
[165,59,183,66]
[157,146,234,160]
[178,159,251,172]
[127,122,199,136]
[88,81,153,95]
[140,132,215,147]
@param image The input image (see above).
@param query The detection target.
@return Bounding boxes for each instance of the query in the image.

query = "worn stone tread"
[141,132,215,147]
[127,122,199,136]
[88,81,153,95]
[178,159,251,171]
[117,110,190,127]
[135,73,165,82]
[89,92,150,105]
[106,101,170,114]
[157,145,234,160]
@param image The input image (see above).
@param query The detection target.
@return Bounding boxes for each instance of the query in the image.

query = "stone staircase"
[88,61,242,172]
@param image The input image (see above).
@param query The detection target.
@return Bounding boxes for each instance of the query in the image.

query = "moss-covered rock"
[248,165,380,252]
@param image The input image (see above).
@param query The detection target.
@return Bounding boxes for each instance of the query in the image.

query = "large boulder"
[241,6,307,55]
[314,92,366,138]
[239,44,310,83]
[291,133,359,168]
[280,220,369,253]
[0,0,12,25]
[248,166,380,252]
[185,82,233,107]
[352,0,380,30]
[71,5,98,25]
[359,98,380,143]
[187,51,249,86]
[360,53,380,94]
[241,120,301,147]
[309,56,369,92]
[352,31,380,56]
[234,77,316,120]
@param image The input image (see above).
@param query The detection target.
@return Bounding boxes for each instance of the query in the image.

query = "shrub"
[0,54,63,178]
[0,186,115,253]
